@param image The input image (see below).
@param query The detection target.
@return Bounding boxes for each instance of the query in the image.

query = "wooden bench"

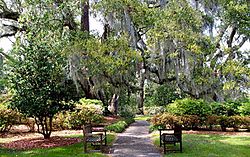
[83,124,107,153]
[159,125,182,154]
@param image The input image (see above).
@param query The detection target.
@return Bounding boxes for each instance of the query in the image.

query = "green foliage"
[53,99,104,130]
[167,98,212,117]
[145,84,181,107]
[238,100,250,116]
[9,41,71,115]
[118,104,136,118]
[106,120,127,133]
[210,99,249,116]
[105,118,135,133]
[7,33,75,138]
[223,0,250,36]
[118,93,137,118]
[66,100,104,129]
[224,101,242,116]
[210,102,228,116]
[119,109,136,118]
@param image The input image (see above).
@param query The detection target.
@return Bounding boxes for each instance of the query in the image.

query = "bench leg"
[105,137,107,146]
[105,132,107,146]
[84,141,87,153]
[164,142,166,154]
[100,140,103,152]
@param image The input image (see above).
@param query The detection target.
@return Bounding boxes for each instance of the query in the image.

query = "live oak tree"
[95,0,249,103]
[1,0,249,116]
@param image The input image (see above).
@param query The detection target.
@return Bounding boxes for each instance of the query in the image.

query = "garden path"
[109,120,162,157]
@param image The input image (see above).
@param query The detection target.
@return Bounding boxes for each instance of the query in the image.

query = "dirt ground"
[0,130,83,150]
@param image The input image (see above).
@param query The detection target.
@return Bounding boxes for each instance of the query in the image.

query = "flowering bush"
[0,104,20,132]
[151,113,250,132]
[53,99,104,130]
[151,113,182,129]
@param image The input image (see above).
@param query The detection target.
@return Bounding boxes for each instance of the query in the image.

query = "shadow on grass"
[153,133,250,157]
[0,134,115,157]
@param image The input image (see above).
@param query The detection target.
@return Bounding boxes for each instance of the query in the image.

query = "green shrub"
[119,110,135,118]
[118,105,136,118]
[144,83,182,107]
[238,101,250,116]
[106,121,127,133]
[224,101,241,116]
[149,124,163,133]
[105,118,135,133]
[210,102,228,116]
[167,98,212,117]
[125,118,135,124]
[53,99,104,130]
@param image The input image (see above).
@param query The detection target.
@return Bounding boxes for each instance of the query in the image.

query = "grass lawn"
[153,133,250,157]
[0,134,115,157]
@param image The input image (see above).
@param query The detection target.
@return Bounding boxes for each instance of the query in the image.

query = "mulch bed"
[0,116,121,151]
[0,136,82,150]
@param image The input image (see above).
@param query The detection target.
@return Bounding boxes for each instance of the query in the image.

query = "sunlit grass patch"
[152,132,250,157]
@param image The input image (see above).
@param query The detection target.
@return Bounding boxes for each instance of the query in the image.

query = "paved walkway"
[109,120,162,157]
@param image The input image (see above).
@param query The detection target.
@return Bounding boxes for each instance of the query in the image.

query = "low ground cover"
[105,118,135,133]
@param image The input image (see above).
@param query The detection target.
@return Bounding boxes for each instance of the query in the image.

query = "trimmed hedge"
[167,98,250,117]
[151,113,250,131]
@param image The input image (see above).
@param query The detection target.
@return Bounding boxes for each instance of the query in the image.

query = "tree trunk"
[138,62,145,115]
[81,0,89,32]
[35,116,52,139]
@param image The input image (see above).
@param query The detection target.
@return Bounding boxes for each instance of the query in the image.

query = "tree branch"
[0,32,16,38]
[233,36,248,51]
[227,26,237,48]
[0,11,19,21]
